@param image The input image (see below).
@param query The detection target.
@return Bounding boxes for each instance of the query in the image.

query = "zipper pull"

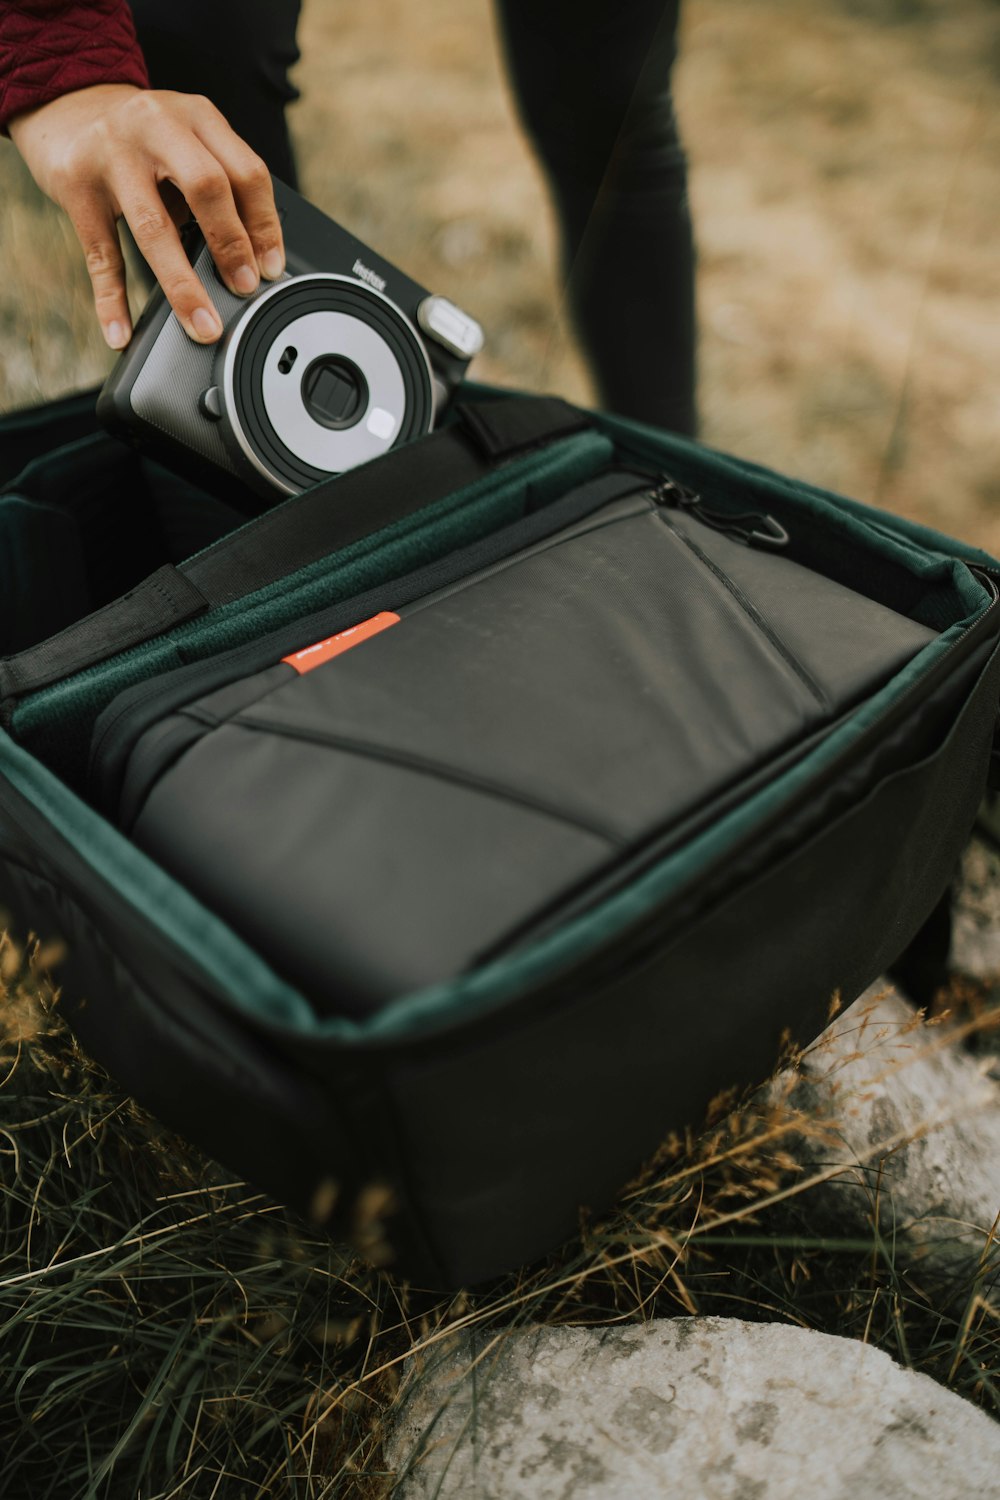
[651,473,789,551]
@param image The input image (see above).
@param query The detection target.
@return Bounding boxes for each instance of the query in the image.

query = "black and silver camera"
[98,177,484,502]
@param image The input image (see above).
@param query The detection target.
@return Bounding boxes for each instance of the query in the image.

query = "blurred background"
[1,0,998,546]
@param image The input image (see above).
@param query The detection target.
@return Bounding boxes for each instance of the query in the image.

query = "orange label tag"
[282,611,400,673]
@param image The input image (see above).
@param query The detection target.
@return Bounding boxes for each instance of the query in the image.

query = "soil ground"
[0,0,998,548]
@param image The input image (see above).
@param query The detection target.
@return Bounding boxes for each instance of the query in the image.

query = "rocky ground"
[386,1318,1000,1499]
[383,888,1000,1496]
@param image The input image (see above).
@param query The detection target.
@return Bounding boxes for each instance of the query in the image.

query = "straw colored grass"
[4,929,1000,1499]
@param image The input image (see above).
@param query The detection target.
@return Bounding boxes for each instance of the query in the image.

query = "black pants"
[129,0,696,435]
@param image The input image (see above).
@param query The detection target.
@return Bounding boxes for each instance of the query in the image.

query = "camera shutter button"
[199,386,223,421]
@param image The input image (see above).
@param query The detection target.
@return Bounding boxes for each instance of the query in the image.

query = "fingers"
[187,103,286,283]
[65,193,131,350]
[115,183,224,344]
[156,137,261,299]
[16,87,286,349]
[118,96,286,344]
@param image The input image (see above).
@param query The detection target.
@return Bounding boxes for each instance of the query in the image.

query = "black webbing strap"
[0,567,211,711]
[0,394,589,711]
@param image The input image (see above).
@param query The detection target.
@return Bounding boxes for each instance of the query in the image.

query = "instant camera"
[98,177,485,501]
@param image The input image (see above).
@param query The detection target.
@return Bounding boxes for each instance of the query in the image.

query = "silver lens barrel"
[219,273,435,496]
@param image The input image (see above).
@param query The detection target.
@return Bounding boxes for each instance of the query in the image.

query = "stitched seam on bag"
[657,513,831,711]
[180,704,222,728]
[6,566,180,669]
[226,714,627,847]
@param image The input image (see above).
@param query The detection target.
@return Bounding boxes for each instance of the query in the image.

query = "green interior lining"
[2,384,996,1045]
[0,384,102,488]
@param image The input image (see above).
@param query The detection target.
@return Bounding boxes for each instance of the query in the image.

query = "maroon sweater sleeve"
[0,0,149,133]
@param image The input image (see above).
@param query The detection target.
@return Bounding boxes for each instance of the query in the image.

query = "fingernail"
[261,249,284,280]
[232,264,258,295]
[191,306,222,341]
[105,320,131,350]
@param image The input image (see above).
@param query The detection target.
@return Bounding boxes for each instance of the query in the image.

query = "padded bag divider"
[117,489,939,1016]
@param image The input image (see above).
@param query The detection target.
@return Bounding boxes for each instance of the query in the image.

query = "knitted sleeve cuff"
[0,0,149,134]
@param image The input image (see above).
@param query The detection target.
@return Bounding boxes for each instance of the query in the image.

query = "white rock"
[792,983,1000,1274]
[385,1317,1000,1499]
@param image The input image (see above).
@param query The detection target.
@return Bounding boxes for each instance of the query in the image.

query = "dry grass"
[4,934,1000,1499]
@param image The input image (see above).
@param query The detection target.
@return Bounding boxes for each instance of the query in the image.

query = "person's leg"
[494,0,697,435]
[128,0,303,185]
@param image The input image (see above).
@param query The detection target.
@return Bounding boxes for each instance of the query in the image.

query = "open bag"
[1,383,999,1288]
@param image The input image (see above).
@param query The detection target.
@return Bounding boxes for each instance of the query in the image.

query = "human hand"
[9,83,285,350]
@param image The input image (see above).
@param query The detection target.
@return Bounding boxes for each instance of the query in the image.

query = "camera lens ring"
[255,305,413,472]
[220,274,434,494]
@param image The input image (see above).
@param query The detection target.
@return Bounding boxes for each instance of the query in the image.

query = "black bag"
[1,384,998,1288]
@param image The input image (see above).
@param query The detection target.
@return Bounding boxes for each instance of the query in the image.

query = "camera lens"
[301,355,368,431]
[225,275,435,493]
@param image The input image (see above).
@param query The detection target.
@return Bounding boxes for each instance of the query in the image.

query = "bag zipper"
[649,474,790,550]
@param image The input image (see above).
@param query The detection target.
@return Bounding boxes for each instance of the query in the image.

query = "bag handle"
[0,394,588,714]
